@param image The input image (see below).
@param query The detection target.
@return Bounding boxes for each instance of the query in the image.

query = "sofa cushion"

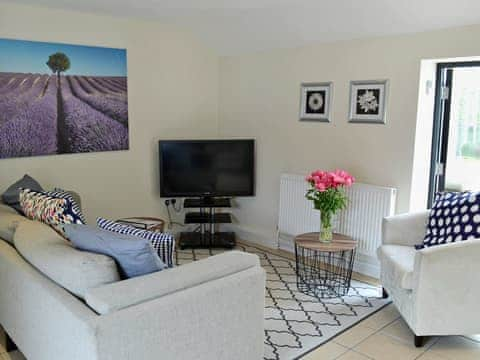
[421,191,480,249]
[0,211,27,245]
[85,251,260,315]
[45,189,86,223]
[64,224,166,279]
[2,174,43,212]
[0,203,18,215]
[97,217,175,268]
[0,203,27,244]
[19,189,85,235]
[377,245,416,290]
[14,220,120,298]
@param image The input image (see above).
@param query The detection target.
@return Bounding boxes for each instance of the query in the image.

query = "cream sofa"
[0,203,265,360]
[378,210,480,347]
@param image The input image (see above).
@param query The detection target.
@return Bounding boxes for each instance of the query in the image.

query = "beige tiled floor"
[1,242,479,359]
[303,304,480,360]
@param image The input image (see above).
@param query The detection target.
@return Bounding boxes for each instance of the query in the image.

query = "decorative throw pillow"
[45,189,86,223]
[97,217,175,267]
[2,175,43,213]
[420,191,480,249]
[64,224,166,279]
[19,189,85,234]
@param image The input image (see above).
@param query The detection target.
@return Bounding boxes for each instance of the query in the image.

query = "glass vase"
[319,211,333,243]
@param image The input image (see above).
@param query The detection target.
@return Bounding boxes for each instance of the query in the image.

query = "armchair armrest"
[413,239,480,335]
[382,211,429,247]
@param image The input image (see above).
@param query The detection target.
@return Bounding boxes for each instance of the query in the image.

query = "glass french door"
[429,62,480,205]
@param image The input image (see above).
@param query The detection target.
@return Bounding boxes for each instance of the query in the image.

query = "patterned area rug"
[176,243,391,360]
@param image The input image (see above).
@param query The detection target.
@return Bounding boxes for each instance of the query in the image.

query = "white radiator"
[277,173,397,277]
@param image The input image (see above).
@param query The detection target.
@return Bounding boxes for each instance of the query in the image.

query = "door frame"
[428,61,480,207]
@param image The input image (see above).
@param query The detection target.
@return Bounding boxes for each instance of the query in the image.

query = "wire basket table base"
[294,233,357,298]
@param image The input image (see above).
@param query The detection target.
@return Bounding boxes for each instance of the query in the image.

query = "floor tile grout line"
[412,337,441,360]
[343,314,403,358]
[332,312,401,351]
[412,337,447,360]
[349,348,376,359]
[330,343,350,360]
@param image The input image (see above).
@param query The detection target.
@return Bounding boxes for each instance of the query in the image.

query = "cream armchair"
[378,211,480,347]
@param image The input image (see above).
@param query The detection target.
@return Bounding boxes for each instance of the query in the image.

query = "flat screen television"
[159,139,255,197]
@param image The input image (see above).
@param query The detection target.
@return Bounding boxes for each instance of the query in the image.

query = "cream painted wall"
[219,25,480,246]
[0,3,219,223]
[2,4,480,248]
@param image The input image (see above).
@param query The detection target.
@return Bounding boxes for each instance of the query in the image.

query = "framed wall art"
[299,82,332,122]
[0,38,129,160]
[349,80,388,124]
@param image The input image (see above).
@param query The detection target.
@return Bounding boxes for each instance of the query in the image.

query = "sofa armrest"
[413,239,480,334]
[85,251,261,315]
[382,211,429,247]
[91,264,265,360]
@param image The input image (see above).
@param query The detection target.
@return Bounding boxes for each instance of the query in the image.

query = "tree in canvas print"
[0,38,129,159]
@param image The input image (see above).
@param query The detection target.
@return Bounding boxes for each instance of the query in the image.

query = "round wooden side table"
[294,232,357,298]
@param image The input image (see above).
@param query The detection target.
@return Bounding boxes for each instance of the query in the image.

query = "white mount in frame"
[299,82,333,122]
[349,80,388,124]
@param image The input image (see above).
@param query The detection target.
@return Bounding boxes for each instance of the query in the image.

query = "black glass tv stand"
[179,197,235,250]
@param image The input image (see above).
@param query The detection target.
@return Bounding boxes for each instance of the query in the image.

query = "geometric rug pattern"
[176,243,391,360]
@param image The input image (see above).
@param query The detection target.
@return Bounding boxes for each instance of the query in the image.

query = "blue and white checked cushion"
[46,189,86,224]
[420,191,480,249]
[97,217,175,267]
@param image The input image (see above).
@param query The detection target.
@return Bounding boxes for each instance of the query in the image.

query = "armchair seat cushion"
[377,245,416,290]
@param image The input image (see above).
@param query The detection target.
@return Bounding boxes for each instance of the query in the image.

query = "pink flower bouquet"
[305,169,355,242]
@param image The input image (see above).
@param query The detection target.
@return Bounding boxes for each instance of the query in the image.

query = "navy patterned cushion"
[97,217,175,267]
[420,191,480,249]
[45,189,86,224]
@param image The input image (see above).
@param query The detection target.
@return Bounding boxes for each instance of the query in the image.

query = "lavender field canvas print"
[0,38,128,159]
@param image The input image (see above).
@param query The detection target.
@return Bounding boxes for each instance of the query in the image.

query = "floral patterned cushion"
[19,188,85,234]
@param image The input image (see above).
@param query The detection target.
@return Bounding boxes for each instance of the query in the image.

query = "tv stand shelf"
[185,212,232,224]
[179,197,235,250]
[184,197,231,208]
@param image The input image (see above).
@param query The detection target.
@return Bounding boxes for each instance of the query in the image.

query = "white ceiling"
[12,0,480,55]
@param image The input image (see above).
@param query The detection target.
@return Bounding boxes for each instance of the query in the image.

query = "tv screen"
[159,139,255,197]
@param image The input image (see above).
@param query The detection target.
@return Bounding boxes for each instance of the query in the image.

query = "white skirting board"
[223,223,278,249]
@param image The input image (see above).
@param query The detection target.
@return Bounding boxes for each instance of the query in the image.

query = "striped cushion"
[97,217,175,268]
[45,189,86,223]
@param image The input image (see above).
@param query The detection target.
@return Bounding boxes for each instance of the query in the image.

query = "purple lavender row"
[0,75,13,87]
[89,77,124,94]
[0,74,30,95]
[96,77,127,93]
[82,76,124,98]
[0,75,41,100]
[108,77,127,89]
[68,77,128,126]
[75,76,126,103]
[0,76,49,125]
[101,77,127,92]
[0,76,57,158]
[61,77,128,152]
